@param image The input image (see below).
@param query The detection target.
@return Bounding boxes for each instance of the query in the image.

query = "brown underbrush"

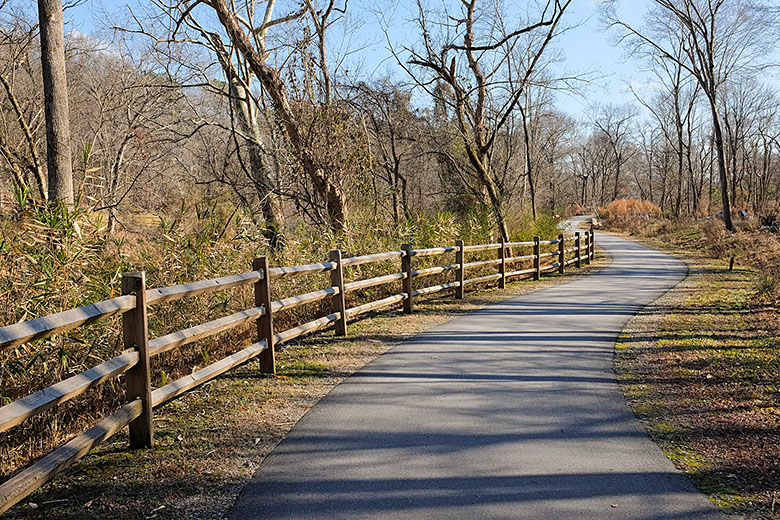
[0,198,562,479]
[599,204,780,302]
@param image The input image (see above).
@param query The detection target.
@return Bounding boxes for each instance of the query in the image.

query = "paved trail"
[229,224,728,519]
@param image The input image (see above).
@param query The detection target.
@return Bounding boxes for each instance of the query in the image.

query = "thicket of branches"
[586,0,780,225]
[1,0,779,244]
[0,0,589,246]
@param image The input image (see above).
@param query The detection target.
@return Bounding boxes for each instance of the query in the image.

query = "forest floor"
[615,233,780,519]
[2,255,609,520]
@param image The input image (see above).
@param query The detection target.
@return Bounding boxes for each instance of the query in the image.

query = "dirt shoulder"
[614,234,780,518]
[3,255,609,520]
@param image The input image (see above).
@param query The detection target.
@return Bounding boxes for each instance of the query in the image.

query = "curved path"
[229,227,728,519]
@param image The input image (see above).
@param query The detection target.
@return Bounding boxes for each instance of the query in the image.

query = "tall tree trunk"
[686,120,698,214]
[647,147,654,204]
[390,174,400,224]
[390,138,401,224]
[38,0,73,207]
[729,130,739,206]
[107,133,131,234]
[466,146,509,241]
[708,141,714,214]
[480,168,509,241]
[675,128,684,217]
[660,152,668,212]
[400,174,410,221]
[247,138,285,248]
[520,103,536,220]
[710,102,734,231]
[231,81,285,248]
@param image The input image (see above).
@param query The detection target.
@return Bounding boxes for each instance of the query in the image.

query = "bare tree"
[591,103,636,201]
[208,35,286,247]
[0,7,47,199]
[751,92,780,214]
[629,46,700,217]
[578,130,615,206]
[535,109,576,211]
[518,89,537,219]
[721,81,774,210]
[349,79,416,224]
[606,0,780,231]
[69,41,191,232]
[147,0,351,234]
[399,0,573,239]
[635,121,659,204]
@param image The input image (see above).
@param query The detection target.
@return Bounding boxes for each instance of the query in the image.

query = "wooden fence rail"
[0,230,595,514]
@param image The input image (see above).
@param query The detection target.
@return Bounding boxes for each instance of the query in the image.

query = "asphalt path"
[229,222,729,519]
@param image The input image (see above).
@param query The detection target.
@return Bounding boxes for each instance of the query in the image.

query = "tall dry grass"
[0,193,562,477]
[598,198,663,234]
[598,198,780,302]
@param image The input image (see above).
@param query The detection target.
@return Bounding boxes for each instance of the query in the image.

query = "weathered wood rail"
[0,230,595,514]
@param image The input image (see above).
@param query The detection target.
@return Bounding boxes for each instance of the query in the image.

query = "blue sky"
[61,0,701,121]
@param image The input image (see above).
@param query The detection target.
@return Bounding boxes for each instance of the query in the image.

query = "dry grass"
[1,253,608,519]
[615,236,780,518]
[598,198,662,229]
[0,199,566,478]
[601,213,780,302]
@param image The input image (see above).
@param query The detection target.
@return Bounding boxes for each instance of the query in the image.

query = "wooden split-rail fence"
[0,230,595,514]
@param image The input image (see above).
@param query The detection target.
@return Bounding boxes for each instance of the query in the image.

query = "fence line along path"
[228,227,727,520]
[0,230,594,514]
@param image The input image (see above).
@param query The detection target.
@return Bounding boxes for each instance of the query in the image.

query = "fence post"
[329,249,347,336]
[584,231,591,265]
[122,272,153,449]
[401,244,413,314]
[253,257,275,374]
[575,232,582,268]
[533,236,540,281]
[558,233,565,274]
[455,240,465,299]
[499,237,506,289]
[590,226,595,260]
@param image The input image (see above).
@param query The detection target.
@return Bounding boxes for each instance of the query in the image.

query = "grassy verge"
[3,254,608,520]
[615,235,780,518]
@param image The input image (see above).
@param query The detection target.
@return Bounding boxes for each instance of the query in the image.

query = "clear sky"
[551,0,654,117]
[62,0,773,123]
